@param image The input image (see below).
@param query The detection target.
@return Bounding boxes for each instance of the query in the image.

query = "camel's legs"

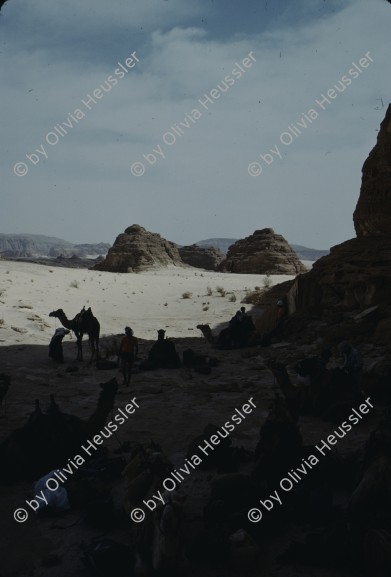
[75,332,83,361]
[89,337,95,364]
[88,336,100,364]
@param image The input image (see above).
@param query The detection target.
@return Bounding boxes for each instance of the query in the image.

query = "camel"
[267,359,363,422]
[252,394,303,488]
[122,443,187,574]
[0,378,118,483]
[266,360,304,421]
[197,324,230,347]
[49,306,100,362]
[122,442,173,515]
[197,317,256,349]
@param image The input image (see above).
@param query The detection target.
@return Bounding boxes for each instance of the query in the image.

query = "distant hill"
[196,238,329,261]
[290,244,329,262]
[196,238,237,255]
[0,233,110,259]
[0,232,329,264]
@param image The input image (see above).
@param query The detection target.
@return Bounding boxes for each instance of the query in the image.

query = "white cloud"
[0,0,390,249]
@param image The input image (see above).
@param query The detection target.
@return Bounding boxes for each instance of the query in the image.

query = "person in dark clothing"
[119,327,138,386]
[146,329,181,369]
[48,328,70,363]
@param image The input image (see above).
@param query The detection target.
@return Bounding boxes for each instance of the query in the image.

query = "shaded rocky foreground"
[0,331,386,577]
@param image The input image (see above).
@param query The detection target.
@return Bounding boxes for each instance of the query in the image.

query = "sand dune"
[0,260,295,345]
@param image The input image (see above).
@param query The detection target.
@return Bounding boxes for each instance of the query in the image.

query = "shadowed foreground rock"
[284,104,391,344]
[93,224,183,272]
[218,228,307,275]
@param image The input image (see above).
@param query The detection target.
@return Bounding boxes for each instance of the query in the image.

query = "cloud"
[0,0,389,249]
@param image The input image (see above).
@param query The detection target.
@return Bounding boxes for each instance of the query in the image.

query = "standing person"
[273,299,286,336]
[48,328,70,363]
[239,306,247,319]
[119,327,138,386]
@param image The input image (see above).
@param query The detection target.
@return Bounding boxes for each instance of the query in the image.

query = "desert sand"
[0,259,296,345]
[0,260,375,577]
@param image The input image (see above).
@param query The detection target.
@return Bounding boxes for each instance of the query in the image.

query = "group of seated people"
[227,306,256,347]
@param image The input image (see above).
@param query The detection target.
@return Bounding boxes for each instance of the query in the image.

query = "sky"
[1,0,390,250]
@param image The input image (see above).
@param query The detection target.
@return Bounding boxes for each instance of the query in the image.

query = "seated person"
[49,328,70,363]
[143,329,181,369]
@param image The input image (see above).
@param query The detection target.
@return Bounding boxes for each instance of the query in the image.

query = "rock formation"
[0,234,109,259]
[218,228,307,275]
[179,244,223,270]
[353,106,391,237]
[284,104,391,343]
[196,238,328,261]
[93,224,183,272]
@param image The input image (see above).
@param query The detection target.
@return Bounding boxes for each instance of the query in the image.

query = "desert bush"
[202,305,209,311]
[182,291,192,299]
[216,286,226,297]
[206,286,213,296]
[69,280,79,288]
[229,293,237,302]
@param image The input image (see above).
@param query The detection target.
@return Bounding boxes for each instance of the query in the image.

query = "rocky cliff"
[218,228,307,275]
[284,105,391,344]
[179,244,223,270]
[93,224,183,272]
[353,105,391,237]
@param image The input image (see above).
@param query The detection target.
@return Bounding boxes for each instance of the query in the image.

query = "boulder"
[179,244,223,270]
[218,228,307,275]
[93,224,182,272]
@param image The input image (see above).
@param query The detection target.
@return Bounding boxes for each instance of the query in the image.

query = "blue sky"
[1,0,390,249]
